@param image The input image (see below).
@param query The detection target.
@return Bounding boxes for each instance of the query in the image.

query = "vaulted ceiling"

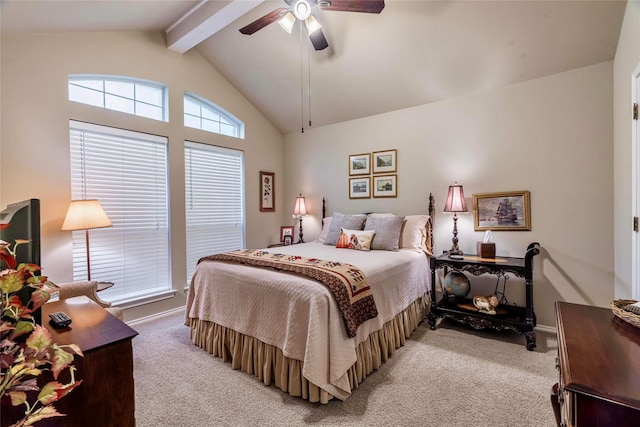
[0,0,627,134]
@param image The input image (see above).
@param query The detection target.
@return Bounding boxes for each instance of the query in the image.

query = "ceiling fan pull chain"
[308,36,312,128]
[300,22,305,133]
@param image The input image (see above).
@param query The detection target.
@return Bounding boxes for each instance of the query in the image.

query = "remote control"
[49,311,72,328]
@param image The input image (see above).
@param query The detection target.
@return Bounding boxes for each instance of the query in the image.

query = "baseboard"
[126,306,185,326]
[534,323,556,334]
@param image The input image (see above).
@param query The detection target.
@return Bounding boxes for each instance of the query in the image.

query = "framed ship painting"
[473,191,531,231]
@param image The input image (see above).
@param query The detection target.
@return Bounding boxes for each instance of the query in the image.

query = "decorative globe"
[443,270,471,298]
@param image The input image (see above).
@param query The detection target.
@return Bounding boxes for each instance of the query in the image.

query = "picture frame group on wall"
[260,171,275,212]
[472,190,531,231]
[347,149,397,198]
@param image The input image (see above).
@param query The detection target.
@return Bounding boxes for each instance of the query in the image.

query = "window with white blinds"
[185,141,245,283]
[69,120,172,306]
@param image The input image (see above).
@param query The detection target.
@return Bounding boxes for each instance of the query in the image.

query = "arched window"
[68,75,168,122]
[184,92,244,139]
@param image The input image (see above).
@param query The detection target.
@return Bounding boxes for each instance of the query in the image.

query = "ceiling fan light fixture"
[278,11,296,34]
[305,15,322,35]
[293,0,311,20]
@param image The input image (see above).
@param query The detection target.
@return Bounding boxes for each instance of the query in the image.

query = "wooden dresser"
[553,301,640,426]
[42,296,138,427]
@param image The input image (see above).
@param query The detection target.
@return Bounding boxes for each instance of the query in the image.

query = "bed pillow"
[336,228,375,251]
[364,214,405,251]
[324,212,367,246]
[399,215,430,252]
[316,216,333,243]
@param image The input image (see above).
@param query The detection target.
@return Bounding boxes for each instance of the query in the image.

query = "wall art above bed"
[372,149,397,174]
[349,177,371,199]
[348,153,370,176]
[373,175,397,198]
[348,149,398,199]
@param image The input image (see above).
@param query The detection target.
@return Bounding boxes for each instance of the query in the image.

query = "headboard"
[320,193,435,256]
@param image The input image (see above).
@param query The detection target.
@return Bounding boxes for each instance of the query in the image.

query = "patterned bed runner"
[199,249,378,337]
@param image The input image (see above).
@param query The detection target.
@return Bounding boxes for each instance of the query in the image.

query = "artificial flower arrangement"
[1,224,82,427]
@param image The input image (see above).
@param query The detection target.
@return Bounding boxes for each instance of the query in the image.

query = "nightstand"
[428,242,540,350]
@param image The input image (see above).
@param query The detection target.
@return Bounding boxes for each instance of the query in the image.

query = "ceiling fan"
[239,0,385,51]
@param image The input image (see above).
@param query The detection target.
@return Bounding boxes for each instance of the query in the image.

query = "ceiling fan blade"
[317,0,385,14]
[239,7,289,35]
[309,27,329,51]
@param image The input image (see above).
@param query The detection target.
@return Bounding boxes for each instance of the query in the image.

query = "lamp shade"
[292,194,309,217]
[61,199,112,231]
[443,183,468,213]
[278,11,295,34]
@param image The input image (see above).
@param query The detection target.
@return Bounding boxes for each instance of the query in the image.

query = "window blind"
[185,141,245,283]
[69,120,171,306]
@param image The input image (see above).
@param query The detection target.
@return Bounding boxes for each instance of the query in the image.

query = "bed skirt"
[188,293,430,404]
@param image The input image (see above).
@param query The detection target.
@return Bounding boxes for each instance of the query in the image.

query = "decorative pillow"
[316,216,333,243]
[336,228,375,251]
[399,215,430,252]
[364,214,405,251]
[324,212,367,246]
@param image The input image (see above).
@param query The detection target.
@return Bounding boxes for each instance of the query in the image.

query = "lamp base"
[448,248,463,257]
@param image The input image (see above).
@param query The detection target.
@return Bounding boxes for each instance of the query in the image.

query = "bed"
[185,195,435,403]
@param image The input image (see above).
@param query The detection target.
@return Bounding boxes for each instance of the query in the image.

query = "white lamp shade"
[292,195,309,217]
[62,199,112,231]
[278,12,295,34]
[305,15,322,35]
[443,183,468,213]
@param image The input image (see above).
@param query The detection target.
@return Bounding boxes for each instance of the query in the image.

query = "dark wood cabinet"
[428,242,540,350]
[553,301,640,427]
[42,296,138,427]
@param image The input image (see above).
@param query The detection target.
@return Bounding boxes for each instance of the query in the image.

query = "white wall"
[0,31,284,320]
[614,0,640,299]
[284,61,614,328]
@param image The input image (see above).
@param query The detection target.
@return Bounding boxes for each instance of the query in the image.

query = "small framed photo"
[348,153,371,176]
[373,175,397,198]
[260,171,275,212]
[283,235,293,246]
[349,177,371,199]
[372,149,397,174]
[280,226,294,243]
[473,190,531,231]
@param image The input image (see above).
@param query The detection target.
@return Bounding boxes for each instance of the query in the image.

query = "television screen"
[0,198,41,267]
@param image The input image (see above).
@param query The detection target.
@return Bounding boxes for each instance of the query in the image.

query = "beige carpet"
[132,310,558,426]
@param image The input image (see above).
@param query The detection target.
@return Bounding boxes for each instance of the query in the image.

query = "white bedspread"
[186,242,431,400]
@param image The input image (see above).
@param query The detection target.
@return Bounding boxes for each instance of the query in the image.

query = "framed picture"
[349,177,371,199]
[260,171,275,212]
[283,235,293,246]
[280,225,294,243]
[373,175,397,198]
[348,153,370,176]
[473,190,531,231]
[372,149,397,174]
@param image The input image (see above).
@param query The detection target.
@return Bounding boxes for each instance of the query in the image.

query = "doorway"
[634,62,640,300]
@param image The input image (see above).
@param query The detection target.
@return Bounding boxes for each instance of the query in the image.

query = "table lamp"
[443,182,467,256]
[62,199,112,280]
[292,194,309,243]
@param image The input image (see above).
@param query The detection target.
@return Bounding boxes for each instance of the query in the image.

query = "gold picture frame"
[372,149,397,174]
[373,175,397,198]
[348,153,371,176]
[473,190,531,231]
[349,177,371,199]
